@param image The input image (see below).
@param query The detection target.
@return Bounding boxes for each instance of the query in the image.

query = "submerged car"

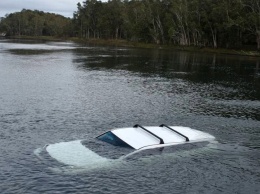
[35,124,215,171]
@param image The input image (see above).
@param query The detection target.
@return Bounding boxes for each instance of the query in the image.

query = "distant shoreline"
[7,35,260,58]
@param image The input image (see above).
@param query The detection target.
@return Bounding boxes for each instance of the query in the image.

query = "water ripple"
[0,40,259,194]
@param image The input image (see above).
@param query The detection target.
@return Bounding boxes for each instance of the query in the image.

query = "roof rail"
[159,124,189,142]
[133,124,164,144]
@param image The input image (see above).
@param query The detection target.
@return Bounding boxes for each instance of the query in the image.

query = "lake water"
[0,39,259,194]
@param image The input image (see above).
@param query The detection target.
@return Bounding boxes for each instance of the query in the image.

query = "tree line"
[1,0,260,50]
[73,0,260,49]
[0,9,72,37]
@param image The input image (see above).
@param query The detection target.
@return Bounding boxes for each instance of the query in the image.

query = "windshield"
[81,138,133,159]
[97,131,133,148]
[80,131,134,159]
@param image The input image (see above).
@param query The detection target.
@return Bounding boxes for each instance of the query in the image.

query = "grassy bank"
[9,35,260,57]
[71,37,260,57]
[10,35,67,41]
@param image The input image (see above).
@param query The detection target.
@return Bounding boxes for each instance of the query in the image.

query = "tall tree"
[242,0,260,49]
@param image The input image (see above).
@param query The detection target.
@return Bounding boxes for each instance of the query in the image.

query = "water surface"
[0,39,259,194]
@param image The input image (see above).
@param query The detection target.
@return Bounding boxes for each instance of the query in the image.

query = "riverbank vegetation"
[0,9,72,37]
[1,0,260,52]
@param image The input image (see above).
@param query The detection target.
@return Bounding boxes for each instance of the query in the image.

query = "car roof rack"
[133,124,164,144]
[159,124,189,142]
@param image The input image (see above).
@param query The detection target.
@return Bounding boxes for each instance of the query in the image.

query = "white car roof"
[43,124,215,168]
[111,125,215,149]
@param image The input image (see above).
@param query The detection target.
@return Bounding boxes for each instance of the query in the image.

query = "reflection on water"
[73,47,260,120]
[0,39,259,194]
[74,47,260,86]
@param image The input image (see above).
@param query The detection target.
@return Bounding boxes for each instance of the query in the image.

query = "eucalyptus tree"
[167,0,191,45]
[82,0,103,38]
[187,0,205,46]
[123,0,151,42]
[242,0,260,49]
[73,2,85,37]
[101,0,125,39]
[144,0,167,44]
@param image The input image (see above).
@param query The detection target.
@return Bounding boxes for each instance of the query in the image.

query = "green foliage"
[71,0,260,49]
[1,0,260,50]
[0,9,72,37]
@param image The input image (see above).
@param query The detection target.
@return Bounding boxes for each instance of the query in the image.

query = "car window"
[81,139,133,159]
[97,131,132,148]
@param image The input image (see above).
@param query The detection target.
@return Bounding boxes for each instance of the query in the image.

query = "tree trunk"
[256,30,260,50]
[151,18,160,44]
[156,16,165,44]
[115,27,119,39]
[211,28,217,48]
[256,61,259,75]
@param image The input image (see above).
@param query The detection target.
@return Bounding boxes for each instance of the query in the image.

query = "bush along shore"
[1,0,260,54]
[7,35,260,58]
